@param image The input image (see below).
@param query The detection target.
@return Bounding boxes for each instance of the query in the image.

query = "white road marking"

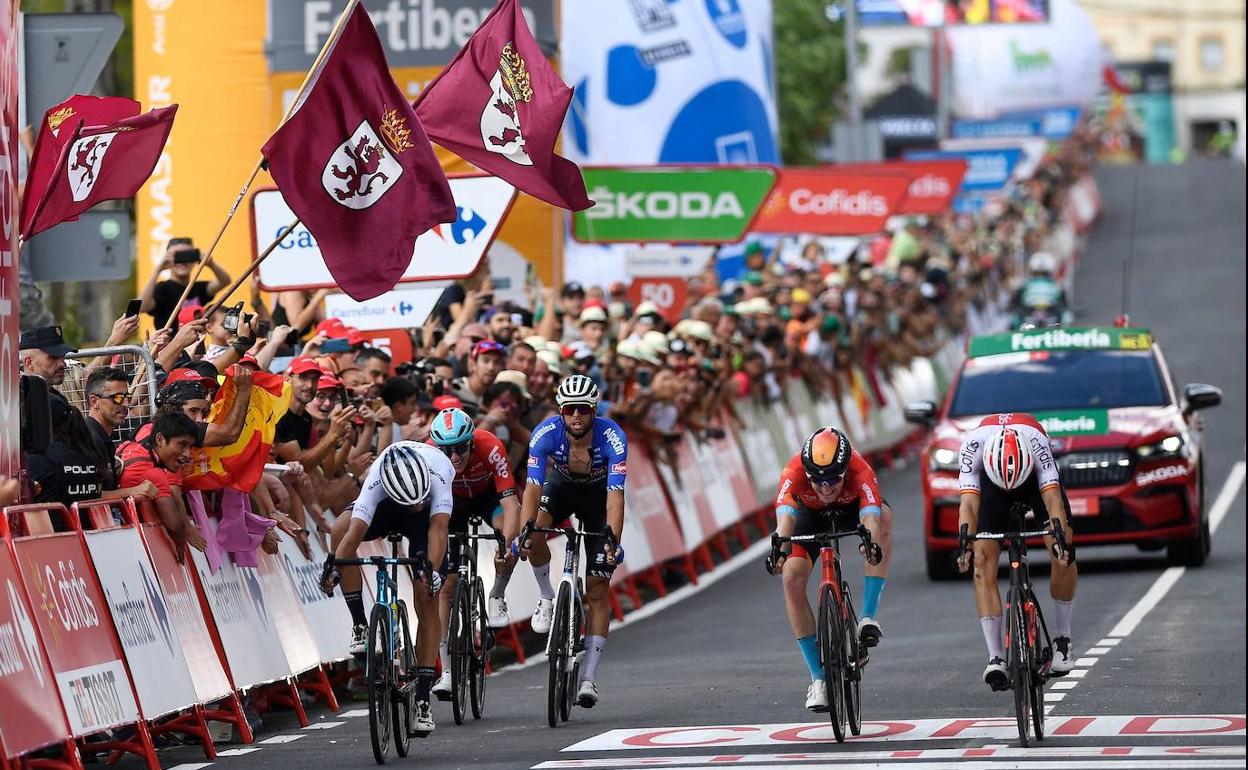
[338,708,370,718]
[1067,669,1088,679]
[1096,638,1122,647]
[1050,680,1079,690]
[301,721,344,730]
[167,764,213,770]
[1108,567,1186,639]
[534,745,1247,768]
[258,735,304,744]
[1086,646,1111,655]
[1044,692,1066,702]
[1209,460,1246,532]
[1075,657,1100,667]
[545,761,1246,770]
[213,749,260,757]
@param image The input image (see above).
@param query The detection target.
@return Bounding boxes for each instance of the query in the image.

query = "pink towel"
[185,490,227,574]
[215,489,277,568]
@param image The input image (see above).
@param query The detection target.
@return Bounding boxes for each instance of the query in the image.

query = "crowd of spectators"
[7,125,1098,563]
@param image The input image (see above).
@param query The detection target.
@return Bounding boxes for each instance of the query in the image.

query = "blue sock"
[862,576,885,618]
[796,635,824,680]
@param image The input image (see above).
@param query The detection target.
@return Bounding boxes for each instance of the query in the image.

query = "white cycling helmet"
[555,374,599,408]
[983,428,1035,491]
[1028,251,1057,274]
[380,444,431,506]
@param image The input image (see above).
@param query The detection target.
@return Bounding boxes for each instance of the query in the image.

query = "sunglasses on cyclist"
[806,472,845,488]
[438,440,473,457]
[560,404,594,417]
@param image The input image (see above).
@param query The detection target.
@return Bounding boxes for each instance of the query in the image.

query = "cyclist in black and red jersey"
[425,407,521,700]
[955,412,1077,690]
[765,427,892,712]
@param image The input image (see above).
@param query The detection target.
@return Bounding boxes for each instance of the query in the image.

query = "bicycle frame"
[532,526,585,656]
[336,538,433,672]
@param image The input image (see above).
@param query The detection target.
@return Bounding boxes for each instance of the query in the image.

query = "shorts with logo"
[976,470,1072,535]
[362,499,445,574]
[450,489,503,534]
[537,473,614,579]
[787,502,884,563]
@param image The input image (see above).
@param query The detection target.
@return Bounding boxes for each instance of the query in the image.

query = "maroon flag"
[261,4,456,302]
[23,104,176,240]
[415,0,592,211]
[21,95,140,238]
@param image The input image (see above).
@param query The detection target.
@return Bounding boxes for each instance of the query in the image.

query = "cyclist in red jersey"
[765,427,892,712]
[427,408,520,699]
[955,412,1077,689]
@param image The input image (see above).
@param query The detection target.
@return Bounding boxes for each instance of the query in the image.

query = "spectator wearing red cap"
[452,339,506,417]
[274,362,362,514]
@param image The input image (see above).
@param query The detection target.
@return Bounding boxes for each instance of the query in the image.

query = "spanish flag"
[183,370,291,492]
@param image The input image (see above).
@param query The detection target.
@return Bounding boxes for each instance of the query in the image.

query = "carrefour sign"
[253,174,516,291]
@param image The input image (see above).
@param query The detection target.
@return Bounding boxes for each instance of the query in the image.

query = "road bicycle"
[444,516,503,724]
[966,502,1070,747]
[770,525,881,743]
[517,520,617,728]
[335,535,433,764]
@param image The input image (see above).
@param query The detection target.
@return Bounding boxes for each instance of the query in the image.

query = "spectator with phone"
[139,238,233,328]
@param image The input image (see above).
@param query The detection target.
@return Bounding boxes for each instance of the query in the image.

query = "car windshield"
[949,350,1169,417]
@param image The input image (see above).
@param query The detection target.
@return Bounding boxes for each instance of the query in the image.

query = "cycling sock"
[343,591,367,628]
[533,563,555,600]
[861,576,885,618]
[1054,599,1074,638]
[490,572,511,599]
[438,640,450,673]
[980,615,1004,660]
[582,635,606,682]
[796,635,824,680]
[415,666,436,702]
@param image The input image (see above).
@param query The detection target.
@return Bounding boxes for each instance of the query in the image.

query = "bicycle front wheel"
[561,588,584,723]
[547,582,571,728]
[842,584,862,736]
[449,579,470,725]
[1028,598,1047,741]
[1007,587,1032,747]
[470,576,489,720]
[818,584,847,743]
[367,605,393,764]
[392,601,413,758]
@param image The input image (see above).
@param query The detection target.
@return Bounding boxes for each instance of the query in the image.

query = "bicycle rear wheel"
[1007,587,1032,747]
[392,602,413,758]
[547,582,571,728]
[818,584,847,743]
[367,605,393,764]
[470,576,489,720]
[449,580,470,725]
[842,585,862,736]
[561,589,584,722]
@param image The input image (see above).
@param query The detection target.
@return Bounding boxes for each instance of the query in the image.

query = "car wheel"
[926,549,960,581]
[1166,461,1210,567]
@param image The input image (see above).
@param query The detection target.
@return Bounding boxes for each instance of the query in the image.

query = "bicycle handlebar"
[769,525,881,567]
[516,520,618,558]
[334,551,437,595]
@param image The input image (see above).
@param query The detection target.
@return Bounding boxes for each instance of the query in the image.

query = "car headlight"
[1136,435,1185,459]
[929,447,959,472]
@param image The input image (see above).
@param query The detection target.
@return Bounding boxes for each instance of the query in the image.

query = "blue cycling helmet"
[430,408,474,446]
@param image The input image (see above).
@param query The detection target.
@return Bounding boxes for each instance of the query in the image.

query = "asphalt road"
[158,160,1247,770]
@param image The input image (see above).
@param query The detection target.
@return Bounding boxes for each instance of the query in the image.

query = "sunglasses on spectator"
[93,392,131,405]
[438,440,474,457]
[560,404,594,417]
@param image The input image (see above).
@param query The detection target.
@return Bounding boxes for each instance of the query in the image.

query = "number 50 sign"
[627,277,688,325]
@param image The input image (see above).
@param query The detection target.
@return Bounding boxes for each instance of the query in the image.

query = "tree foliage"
[774,0,847,165]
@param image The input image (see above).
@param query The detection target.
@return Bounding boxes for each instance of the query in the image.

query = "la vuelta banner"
[0,537,71,757]
[834,160,968,215]
[12,533,141,736]
[752,170,910,235]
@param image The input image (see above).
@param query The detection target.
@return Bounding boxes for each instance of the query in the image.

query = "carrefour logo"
[433,206,488,245]
[393,301,415,317]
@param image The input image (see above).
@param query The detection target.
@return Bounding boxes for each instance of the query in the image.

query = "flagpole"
[158,0,362,332]
[202,217,302,318]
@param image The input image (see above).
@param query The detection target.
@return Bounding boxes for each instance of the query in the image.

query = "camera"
[255,320,271,339]
[173,247,201,265]
[222,302,243,335]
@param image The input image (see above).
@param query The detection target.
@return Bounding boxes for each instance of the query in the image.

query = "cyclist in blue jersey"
[517,374,627,709]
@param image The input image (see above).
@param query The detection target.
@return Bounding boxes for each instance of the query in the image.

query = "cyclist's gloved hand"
[765,549,786,576]
[956,523,972,574]
[319,553,339,597]
[605,543,624,566]
[509,536,523,560]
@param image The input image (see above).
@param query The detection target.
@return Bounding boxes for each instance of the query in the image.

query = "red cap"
[165,367,217,389]
[316,373,343,391]
[316,318,348,337]
[178,305,205,326]
[287,357,322,377]
[238,354,260,369]
[432,395,463,411]
[583,298,608,311]
[346,328,367,346]
[471,339,507,359]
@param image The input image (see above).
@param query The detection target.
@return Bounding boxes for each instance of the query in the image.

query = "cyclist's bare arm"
[605,489,624,542]
[425,514,449,585]
[499,494,521,545]
[334,517,370,591]
[957,491,981,572]
[1039,485,1074,565]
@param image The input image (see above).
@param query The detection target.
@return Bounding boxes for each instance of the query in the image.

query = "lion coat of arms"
[480,42,534,167]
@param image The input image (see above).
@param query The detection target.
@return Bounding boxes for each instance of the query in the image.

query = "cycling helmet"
[555,374,599,409]
[984,428,1034,491]
[1027,251,1057,274]
[379,444,431,506]
[801,427,852,483]
[429,408,474,447]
